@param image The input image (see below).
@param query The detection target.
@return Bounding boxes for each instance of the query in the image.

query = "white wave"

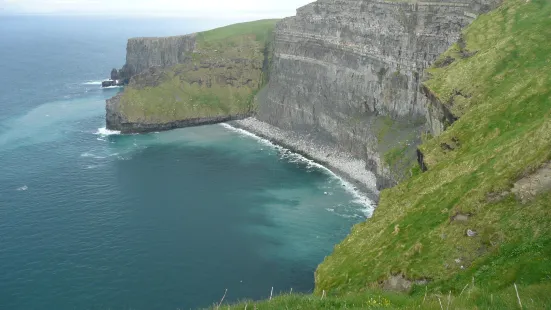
[95,127,121,136]
[220,123,376,218]
[102,86,123,89]
[83,80,103,85]
[16,185,28,191]
[80,152,106,159]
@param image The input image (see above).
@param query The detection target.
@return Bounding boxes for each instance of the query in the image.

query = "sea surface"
[0,16,374,309]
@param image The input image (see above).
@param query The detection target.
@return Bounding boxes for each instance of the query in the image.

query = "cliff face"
[120,34,197,79]
[106,20,278,133]
[258,0,499,188]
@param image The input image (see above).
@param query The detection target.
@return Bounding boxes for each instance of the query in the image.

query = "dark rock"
[417,149,428,172]
[101,79,124,88]
[102,80,115,87]
[110,68,120,80]
[441,142,455,151]
[434,56,456,68]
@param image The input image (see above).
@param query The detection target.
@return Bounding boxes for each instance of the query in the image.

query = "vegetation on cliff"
[318,0,550,299]
[218,0,551,308]
[118,20,278,124]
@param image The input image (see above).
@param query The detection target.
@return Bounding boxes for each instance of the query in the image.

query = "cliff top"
[197,19,279,43]
[128,33,196,41]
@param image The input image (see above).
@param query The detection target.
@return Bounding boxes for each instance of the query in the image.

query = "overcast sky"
[0,0,314,18]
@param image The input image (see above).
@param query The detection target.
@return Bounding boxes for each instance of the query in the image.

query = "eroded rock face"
[122,34,197,78]
[259,0,500,188]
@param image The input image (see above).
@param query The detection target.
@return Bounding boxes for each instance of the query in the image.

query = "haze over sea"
[0,16,373,309]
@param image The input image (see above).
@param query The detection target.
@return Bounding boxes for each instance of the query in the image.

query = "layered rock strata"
[121,34,197,79]
[258,0,499,188]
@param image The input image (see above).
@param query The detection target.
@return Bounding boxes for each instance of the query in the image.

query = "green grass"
[383,144,409,168]
[316,0,551,300]
[197,19,278,44]
[211,283,551,309]
[118,20,278,124]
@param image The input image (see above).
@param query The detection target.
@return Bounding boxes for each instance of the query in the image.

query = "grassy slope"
[119,20,278,123]
[317,0,551,296]
[213,284,551,309]
[220,0,551,308]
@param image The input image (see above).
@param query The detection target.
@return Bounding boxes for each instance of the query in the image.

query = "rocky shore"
[229,117,379,202]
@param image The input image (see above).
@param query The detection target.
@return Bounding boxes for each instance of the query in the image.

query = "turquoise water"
[0,16,373,309]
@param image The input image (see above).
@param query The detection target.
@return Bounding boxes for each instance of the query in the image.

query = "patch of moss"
[384,144,409,168]
[377,116,395,143]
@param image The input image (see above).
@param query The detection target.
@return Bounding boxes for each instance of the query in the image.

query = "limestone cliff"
[106,20,278,133]
[258,0,500,189]
[119,34,197,80]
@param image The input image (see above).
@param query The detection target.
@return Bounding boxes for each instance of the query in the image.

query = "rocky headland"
[106,20,277,133]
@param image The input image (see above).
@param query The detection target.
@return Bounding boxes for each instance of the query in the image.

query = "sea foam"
[82,80,103,85]
[95,127,121,136]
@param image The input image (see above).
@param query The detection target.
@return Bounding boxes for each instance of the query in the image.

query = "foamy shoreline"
[223,117,379,216]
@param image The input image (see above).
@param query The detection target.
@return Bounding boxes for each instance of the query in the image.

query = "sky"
[0,0,314,19]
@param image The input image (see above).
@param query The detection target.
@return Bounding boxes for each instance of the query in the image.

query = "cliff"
[121,34,197,79]
[106,20,278,133]
[258,0,499,189]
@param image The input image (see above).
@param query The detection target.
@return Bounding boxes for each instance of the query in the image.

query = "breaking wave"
[95,127,121,136]
[82,80,103,85]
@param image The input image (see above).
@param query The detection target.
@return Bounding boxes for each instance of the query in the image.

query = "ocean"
[0,16,373,309]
